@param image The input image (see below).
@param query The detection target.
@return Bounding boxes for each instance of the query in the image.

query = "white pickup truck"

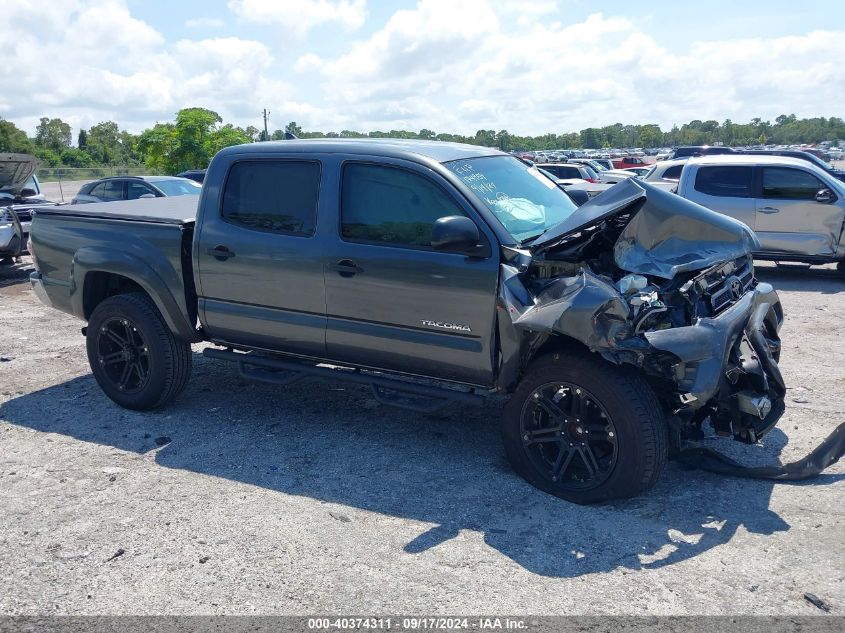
[677,154,845,271]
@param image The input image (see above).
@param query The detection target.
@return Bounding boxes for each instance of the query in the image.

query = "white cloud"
[0,0,285,135]
[1,0,844,139]
[227,0,367,33]
[298,3,845,135]
[185,17,226,29]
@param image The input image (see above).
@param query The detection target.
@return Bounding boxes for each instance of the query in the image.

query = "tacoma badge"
[420,320,472,333]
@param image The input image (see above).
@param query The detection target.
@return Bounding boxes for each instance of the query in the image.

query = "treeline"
[1,109,843,175]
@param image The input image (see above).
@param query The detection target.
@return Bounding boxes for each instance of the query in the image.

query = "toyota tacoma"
[28,140,786,503]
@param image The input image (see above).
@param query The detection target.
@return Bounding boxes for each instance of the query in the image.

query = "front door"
[755,166,845,256]
[323,161,500,386]
[195,158,327,357]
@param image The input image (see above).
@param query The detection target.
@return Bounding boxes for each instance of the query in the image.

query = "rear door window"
[341,163,466,248]
[762,167,824,200]
[694,166,752,197]
[222,160,321,236]
[102,180,124,201]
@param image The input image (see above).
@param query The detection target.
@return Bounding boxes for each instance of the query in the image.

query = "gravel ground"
[0,256,843,615]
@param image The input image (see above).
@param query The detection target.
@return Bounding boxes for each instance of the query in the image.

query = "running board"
[202,347,484,413]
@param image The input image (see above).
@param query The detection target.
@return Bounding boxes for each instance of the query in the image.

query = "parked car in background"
[595,169,637,184]
[738,149,845,182]
[71,176,201,204]
[592,158,615,172]
[669,146,736,160]
[175,169,207,183]
[643,158,688,185]
[1,153,55,262]
[622,167,652,177]
[612,156,648,169]
[567,158,608,174]
[539,163,599,183]
[677,154,845,270]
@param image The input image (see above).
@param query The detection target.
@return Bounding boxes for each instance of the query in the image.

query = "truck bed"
[34,196,197,225]
[29,195,199,342]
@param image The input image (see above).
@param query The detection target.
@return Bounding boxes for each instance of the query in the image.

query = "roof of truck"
[216,138,505,163]
[687,154,819,168]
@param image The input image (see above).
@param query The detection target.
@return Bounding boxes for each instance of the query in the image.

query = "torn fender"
[512,269,631,352]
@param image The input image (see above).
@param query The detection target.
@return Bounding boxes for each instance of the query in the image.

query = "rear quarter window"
[694,166,753,197]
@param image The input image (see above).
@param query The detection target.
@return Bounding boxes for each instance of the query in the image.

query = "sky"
[3,0,845,139]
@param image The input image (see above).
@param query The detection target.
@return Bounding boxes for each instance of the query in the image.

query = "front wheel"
[86,292,192,410]
[502,352,667,504]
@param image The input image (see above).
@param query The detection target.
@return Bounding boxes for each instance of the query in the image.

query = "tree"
[135,108,254,173]
[418,128,435,140]
[285,121,302,138]
[35,117,72,152]
[77,129,88,150]
[0,119,33,153]
[60,147,94,167]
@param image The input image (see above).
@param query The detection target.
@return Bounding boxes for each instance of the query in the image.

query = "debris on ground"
[105,548,125,563]
[804,592,832,612]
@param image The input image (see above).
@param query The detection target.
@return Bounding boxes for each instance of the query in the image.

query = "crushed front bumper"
[643,282,786,443]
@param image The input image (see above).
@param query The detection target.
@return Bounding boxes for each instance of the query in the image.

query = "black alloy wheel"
[519,382,618,490]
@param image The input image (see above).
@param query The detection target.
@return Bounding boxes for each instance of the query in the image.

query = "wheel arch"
[71,247,200,343]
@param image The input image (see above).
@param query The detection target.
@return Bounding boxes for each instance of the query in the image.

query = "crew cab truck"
[677,155,845,271]
[29,140,787,503]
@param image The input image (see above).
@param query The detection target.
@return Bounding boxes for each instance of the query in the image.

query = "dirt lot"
[0,256,843,615]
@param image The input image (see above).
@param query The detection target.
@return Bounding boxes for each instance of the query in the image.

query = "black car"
[670,146,737,159]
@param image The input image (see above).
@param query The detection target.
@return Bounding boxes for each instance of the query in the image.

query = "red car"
[612,156,648,169]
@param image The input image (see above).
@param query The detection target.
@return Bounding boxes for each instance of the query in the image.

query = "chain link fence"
[35,166,159,182]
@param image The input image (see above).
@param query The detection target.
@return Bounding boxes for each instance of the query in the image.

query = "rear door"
[195,157,327,357]
[754,166,845,256]
[323,159,500,386]
[687,165,756,229]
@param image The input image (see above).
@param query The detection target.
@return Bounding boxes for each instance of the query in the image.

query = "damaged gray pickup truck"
[29,140,789,503]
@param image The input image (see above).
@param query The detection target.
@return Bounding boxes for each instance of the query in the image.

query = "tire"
[502,352,667,504]
[837,260,845,274]
[86,292,192,410]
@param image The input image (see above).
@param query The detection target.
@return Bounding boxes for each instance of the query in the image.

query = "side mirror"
[815,188,836,204]
[19,188,37,198]
[139,193,157,199]
[431,215,481,253]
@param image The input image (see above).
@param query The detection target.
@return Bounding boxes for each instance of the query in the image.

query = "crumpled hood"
[531,178,760,279]
[0,153,40,197]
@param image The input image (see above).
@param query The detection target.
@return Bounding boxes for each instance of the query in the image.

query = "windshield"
[153,179,201,196]
[445,155,578,242]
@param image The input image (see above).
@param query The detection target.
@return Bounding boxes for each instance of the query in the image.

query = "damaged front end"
[496,179,786,448]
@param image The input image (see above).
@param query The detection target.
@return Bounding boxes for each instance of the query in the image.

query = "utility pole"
[262,108,270,141]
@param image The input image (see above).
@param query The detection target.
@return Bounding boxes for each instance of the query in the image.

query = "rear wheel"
[502,352,667,503]
[86,292,192,410]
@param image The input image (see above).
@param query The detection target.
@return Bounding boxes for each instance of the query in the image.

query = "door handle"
[328,259,363,277]
[207,245,235,260]
[759,206,780,214]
